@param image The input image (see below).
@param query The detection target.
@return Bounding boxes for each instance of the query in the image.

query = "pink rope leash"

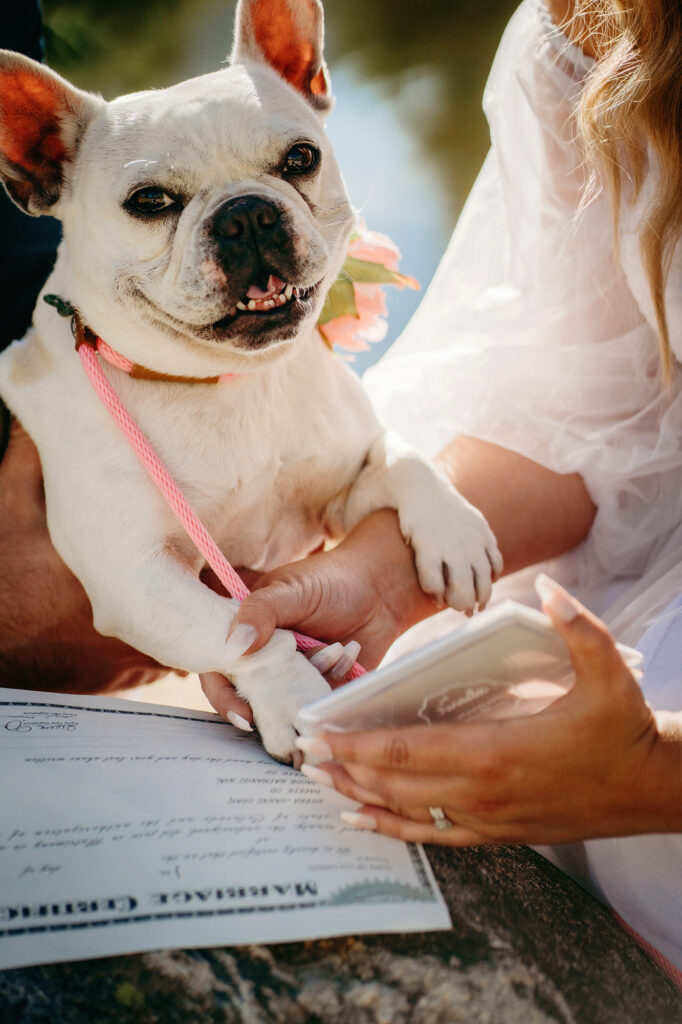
[611,910,682,992]
[77,335,365,679]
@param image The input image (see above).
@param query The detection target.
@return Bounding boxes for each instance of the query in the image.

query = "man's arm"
[0,421,164,692]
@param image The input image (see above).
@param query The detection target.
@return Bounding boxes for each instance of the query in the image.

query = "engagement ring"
[428,806,453,831]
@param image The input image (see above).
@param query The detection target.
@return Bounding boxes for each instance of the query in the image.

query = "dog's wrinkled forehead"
[85,65,327,198]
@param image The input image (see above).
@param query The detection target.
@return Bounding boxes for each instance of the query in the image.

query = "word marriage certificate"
[0,689,449,969]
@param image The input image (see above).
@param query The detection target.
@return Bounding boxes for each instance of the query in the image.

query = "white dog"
[0,0,501,761]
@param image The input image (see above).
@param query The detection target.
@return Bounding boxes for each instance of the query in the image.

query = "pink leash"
[611,910,682,992]
[76,330,365,678]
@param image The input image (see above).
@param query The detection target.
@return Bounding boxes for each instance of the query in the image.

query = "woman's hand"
[296,576,682,845]
[229,508,439,668]
[200,509,440,726]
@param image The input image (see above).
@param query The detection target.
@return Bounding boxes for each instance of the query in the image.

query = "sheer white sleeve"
[364,0,682,599]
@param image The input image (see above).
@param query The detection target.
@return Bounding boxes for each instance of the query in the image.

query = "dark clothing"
[0,0,62,354]
[4,0,45,59]
[0,2,62,460]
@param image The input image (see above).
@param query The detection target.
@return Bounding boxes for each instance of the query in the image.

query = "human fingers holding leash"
[295,576,682,846]
[199,509,440,730]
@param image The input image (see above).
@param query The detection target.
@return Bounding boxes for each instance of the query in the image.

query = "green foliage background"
[42,0,517,216]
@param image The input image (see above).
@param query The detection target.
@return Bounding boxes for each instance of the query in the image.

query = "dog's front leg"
[83,550,329,762]
[337,431,503,614]
[90,555,330,762]
[45,482,330,762]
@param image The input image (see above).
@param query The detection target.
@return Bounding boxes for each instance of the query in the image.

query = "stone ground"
[1,844,680,1024]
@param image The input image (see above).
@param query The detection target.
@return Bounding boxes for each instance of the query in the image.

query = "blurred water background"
[42,0,517,373]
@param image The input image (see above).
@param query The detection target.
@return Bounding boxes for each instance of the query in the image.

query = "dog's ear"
[0,50,102,216]
[230,0,332,113]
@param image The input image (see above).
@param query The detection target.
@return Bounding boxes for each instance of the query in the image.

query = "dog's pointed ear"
[230,0,332,113]
[0,50,102,216]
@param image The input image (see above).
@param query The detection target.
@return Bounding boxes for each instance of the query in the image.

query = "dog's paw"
[231,643,331,764]
[401,487,503,614]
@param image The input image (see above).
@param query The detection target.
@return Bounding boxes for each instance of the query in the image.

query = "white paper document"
[0,689,449,970]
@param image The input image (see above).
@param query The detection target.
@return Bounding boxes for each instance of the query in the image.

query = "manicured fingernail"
[300,763,334,788]
[534,574,579,623]
[224,624,258,665]
[295,735,333,762]
[227,710,253,732]
[329,641,361,680]
[339,811,378,831]
[309,643,344,673]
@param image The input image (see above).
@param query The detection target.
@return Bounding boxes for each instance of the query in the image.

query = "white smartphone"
[297,600,642,735]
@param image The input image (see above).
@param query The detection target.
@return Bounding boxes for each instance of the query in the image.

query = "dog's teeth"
[236,287,295,313]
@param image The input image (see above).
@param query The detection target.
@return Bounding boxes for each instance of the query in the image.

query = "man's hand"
[0,420,164,692]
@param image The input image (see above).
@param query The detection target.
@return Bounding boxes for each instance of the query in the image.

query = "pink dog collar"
[74,314,238,385]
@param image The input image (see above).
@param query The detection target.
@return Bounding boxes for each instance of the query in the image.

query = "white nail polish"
[329,654,354,680]
[339,811,378,831]
[344,640,361,661]
[224,624,258,665]
[534,574,579,623]
[309,643,344,673]
[329,641,361,681]
[227,710,253,732]
[300,763,333,788]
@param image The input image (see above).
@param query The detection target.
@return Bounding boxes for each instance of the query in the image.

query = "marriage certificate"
[0,688,449,970]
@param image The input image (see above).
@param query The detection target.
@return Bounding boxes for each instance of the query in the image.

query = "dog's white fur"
[0,0,501,760]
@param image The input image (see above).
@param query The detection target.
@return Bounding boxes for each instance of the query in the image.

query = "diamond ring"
[428,806,453,831]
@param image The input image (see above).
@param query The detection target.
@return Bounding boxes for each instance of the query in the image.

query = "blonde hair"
[571,0,682,379]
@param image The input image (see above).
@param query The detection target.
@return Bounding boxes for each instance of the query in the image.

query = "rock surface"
[1,845,680,1023]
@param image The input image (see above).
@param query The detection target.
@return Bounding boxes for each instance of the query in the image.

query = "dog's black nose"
[212,195,280,241]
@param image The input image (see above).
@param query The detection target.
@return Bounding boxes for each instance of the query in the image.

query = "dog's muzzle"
[187,194,323,347]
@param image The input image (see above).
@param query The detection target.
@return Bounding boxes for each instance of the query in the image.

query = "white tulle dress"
[364,0,682,975]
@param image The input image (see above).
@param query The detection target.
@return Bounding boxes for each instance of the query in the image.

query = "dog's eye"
[126,187,179,215]
[282,144,319,176]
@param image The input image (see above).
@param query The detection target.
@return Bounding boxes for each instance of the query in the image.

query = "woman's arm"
[435,435,596,577]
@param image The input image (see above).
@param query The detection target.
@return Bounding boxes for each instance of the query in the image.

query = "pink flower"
[320,283,389,352]
[318,227,419,358]
[347,231,401,271]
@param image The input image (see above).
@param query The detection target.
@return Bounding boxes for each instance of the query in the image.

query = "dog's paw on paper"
[232,650,332,764]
